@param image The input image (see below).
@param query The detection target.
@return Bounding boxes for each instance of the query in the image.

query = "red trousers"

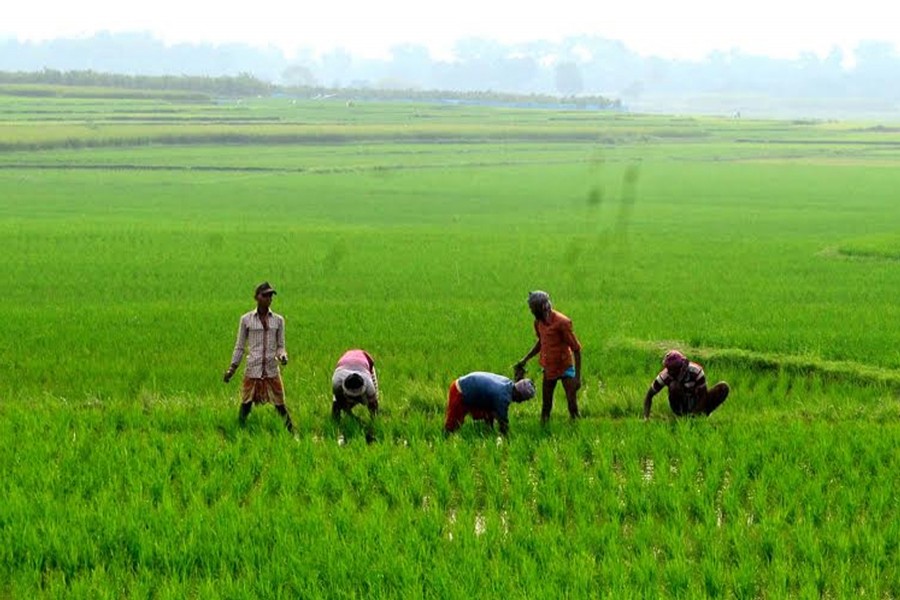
[444,380,492,432]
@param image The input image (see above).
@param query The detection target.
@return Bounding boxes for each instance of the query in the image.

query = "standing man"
[514,290,583,424]
[444,372,536,435]
[643,350,730,419]
[223,282,294,433]
[332,348,379,421]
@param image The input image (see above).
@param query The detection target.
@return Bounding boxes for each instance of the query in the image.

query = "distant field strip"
[0,157,590,173]
[737,137,900,147]
[820,246,900,262]
[735,157,900,166]
[615,338,900,388]
[0,124,637,151]
[820,234,900,261]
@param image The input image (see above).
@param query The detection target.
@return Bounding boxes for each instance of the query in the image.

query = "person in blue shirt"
[444,372,536,435]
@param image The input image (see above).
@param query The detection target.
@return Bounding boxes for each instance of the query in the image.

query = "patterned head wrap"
[663,350,687,371]
[513,379,536,400]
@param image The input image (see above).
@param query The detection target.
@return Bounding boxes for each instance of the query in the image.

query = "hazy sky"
[5,0,899,61]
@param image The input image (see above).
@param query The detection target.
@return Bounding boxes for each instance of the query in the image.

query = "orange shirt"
[534,310,582,379]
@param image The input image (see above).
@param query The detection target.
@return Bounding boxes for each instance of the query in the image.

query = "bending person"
[332,348,379,421]
[643,350,729,419]
[445,372,535,435]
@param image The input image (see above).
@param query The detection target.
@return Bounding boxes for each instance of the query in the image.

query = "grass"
[3,402,899,598]
[837,233,900,260]
[1,92,899,597]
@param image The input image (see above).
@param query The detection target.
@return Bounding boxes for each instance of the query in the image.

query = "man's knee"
[699,382,729,416]
[562,378,579,397]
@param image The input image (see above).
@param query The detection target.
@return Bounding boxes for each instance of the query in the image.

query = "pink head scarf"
[663,350,687,371]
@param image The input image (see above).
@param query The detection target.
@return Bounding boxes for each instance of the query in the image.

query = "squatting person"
[223,281,294,433]
[332,348,379,421]
[444,372,536,435]
[514,290,583,424]
[642,350,730,419]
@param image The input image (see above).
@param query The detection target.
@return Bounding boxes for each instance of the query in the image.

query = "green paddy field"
[1,91,899,597]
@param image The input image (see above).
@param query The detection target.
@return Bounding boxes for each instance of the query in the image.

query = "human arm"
[643,371,668,419]
[642,388,657,420]
[572,349,582,391]
[224,318,248,382]
[685,367,710,412]
[564,320,583,390]
[331,371,346,404]
[515,340,541,370]
[331,374,347,420]
[366,372,379,416]
[498,417,509,436]
[494,392,511,435]
[276,317,287,365]
[693,367,708,398]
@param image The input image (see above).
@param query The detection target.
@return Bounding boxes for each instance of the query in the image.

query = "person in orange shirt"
[514,290,583,424]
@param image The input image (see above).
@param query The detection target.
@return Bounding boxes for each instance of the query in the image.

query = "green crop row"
[1,400,898,598]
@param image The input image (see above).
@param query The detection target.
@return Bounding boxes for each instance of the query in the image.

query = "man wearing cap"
[514,291,583,424]
[643,350,730,419]
[444,372,536,435]
[223,282,294,433]
[332,349,379,420]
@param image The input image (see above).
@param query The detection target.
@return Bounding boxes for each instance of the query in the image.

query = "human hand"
[223,367,235,383]
[513,363,527,382]
[278,353,288,366]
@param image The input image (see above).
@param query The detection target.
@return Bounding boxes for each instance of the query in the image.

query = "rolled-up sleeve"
[649,370,669,396]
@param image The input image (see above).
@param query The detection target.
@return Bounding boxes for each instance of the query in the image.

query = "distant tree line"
[0,69,273,96]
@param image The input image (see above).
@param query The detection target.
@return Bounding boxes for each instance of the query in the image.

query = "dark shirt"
[649,362,707,398]
[457,372,514,423]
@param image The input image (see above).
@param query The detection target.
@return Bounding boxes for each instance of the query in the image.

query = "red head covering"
[663,350,687,371]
